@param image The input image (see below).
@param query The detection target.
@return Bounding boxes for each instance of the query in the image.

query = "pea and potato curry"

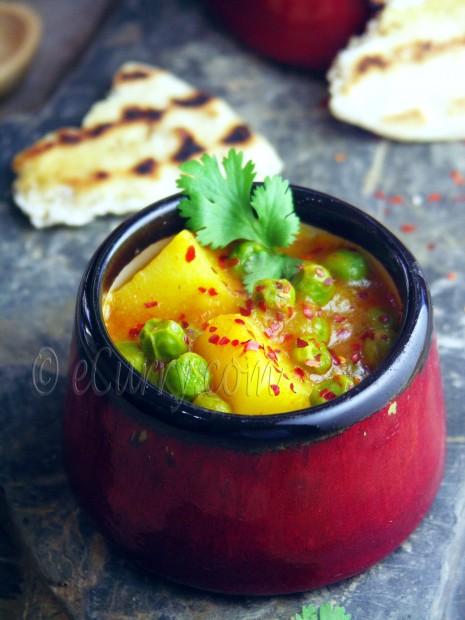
[103,151,401,415]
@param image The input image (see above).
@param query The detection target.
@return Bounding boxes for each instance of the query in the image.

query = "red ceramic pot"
[205,0,371,72]
[63,186,446,595]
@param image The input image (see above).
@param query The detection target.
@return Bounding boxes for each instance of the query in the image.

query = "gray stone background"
[0,0,464,618]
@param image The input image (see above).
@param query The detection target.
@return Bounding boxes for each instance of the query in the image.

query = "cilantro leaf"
[250,174,300,249]
[296,604,318,620]
[242,251,300,293]
[294,604,351,620]
[318,603,351,620]
[177,150,256,249]
[176,149,300,250]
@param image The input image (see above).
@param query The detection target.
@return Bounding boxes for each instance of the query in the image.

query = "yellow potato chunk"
[194,314,312,414]
[104,230,242,342]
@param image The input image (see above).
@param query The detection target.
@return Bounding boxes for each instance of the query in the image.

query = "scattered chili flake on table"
[388,195,404,205]
[400,223,417,233]
[450,170,465,186]
[334,152,346,163]
[447,272,458,281]
[427,192,442,203]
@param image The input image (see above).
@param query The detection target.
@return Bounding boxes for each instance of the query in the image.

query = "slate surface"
[1,0,465,618]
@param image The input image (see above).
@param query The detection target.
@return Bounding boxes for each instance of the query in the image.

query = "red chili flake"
[144,300,158,308]
[380,333,388,341]
[128,323,144,338]
[388,195,404,205]
[322,390,337,401]
[209,326,217,332]
[287,306,294,318]
[264,321,283,338]
[231,339,240,346]
[198,287,207,293]
[374,190,387,200]
[185,245,196,262]
[219,337,230,345]
[181,320,189,329]
[255,284,266,292]
[267,347,280,363]
[244,340,260,352]
[208,287,218,296]
[427,242,436,251]
[290,383,296,393]
[351,353,361,363]
[240,306,251,316]
[228,257,240,267]
[208,334,220,344]
[427,192,442,202]
[378,314,390,324]
[362,330,375,340]
[334,152,346,163]
[303,304,314,319]
[296,337,308,348]
[401,223,417,233]
[270,384,280,396]
[450,170,465,185]
[333,314,346,323]
[275,310,286,321]
[218,254,229,269]
[294,368,305,380]
[258,300,267,312]
[351,343,362,351]
[201,321,209,330]
[235,318,245,325]
[447,272,458,281]
[331,352,341,366]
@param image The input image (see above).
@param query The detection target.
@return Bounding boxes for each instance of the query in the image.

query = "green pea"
[325,249,368,282]
[310,375,355,406]
[291,262,335,306]
[367,308,396,329]
[253,278,295,311]
[193,391,233,413]
[140,318,188,363]
[297,315,331,344]
[164,352,211,401]
[116,340,146,373]
[292,338,332,375]
[362,328,397,369]
[229,241,269,276]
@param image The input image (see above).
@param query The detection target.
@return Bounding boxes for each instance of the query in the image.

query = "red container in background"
[206,0,371,71]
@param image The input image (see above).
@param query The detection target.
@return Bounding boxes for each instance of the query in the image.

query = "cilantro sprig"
[294,603,352,620]
[176,149,301,292]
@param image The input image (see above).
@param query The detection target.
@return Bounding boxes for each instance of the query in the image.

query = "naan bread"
[328,0,465,141]
[12,62,283,227]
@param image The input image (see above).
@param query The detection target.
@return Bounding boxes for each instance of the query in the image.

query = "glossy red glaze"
[64,337,445,595]
[206,0,371,71]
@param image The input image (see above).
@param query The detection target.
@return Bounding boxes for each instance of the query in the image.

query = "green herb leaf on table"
[295,603,352,620]
[176,149,301,292]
